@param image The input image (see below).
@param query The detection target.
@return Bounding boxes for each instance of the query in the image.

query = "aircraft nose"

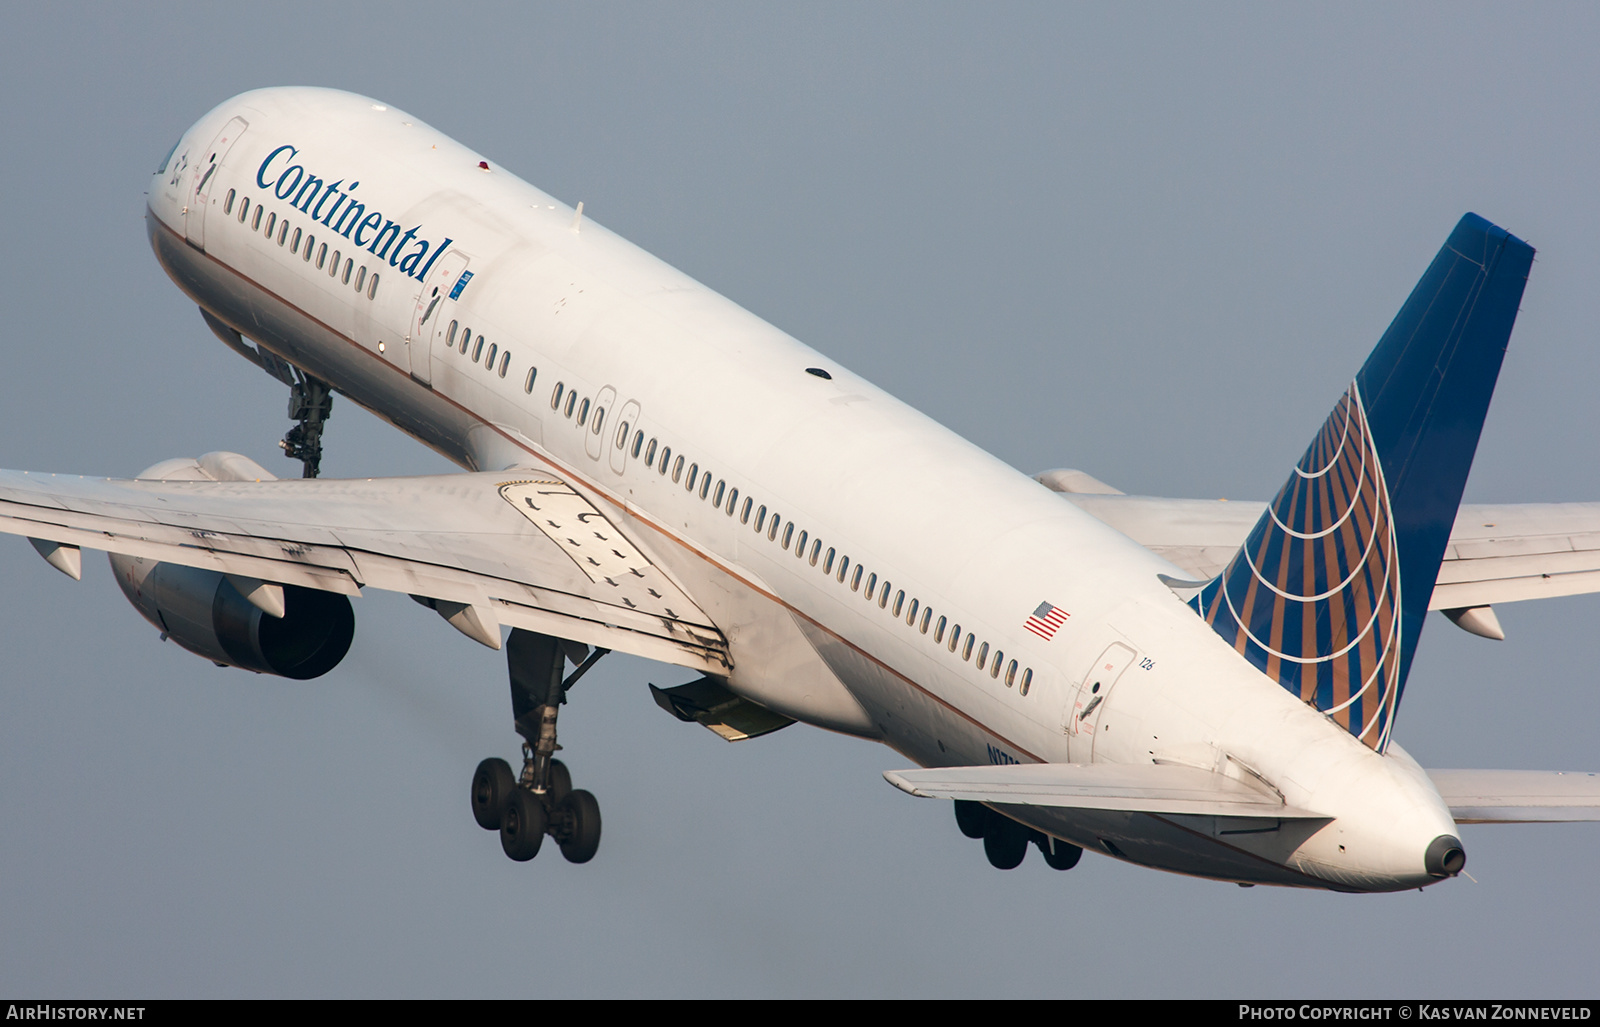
[1424,834,1467,877]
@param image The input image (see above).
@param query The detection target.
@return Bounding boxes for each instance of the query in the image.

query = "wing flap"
[883,762,1328,819]
[1426,769,1600,823]
[0,468,729,673]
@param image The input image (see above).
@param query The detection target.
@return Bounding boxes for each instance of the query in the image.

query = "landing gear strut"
[953,799,1082,871]
[279,371,332,478]
[470,629,608,864]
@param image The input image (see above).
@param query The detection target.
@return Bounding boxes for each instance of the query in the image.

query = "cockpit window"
[156,138,181,174]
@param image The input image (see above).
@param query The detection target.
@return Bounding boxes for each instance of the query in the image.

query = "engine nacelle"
[111,555,354,679]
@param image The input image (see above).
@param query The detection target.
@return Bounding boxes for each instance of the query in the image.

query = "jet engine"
[105,451,354,679]
[112,556,354,679]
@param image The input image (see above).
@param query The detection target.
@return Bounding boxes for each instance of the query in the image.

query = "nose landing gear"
[470,629,608,864]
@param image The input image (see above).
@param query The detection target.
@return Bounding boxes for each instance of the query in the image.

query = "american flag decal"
[1024,601,1068,640]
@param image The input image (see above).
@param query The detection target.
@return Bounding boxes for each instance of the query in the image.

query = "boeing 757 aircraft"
[4,86,1598,889]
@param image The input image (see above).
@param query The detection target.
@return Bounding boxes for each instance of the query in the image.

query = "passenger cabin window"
[741,497,752,524]
[962,635,975,661]
[329,249,341,275]
[976,641,988,669]
[224,189,236,214]
[865,572,876,597]
[460,329,472,354]
[525,367,538,394]
[565,392,578,418]
[551,382,564,409]
[725,487,738,515]
[851,566,864,591]
[935,616,947,643]
[592,407,604,435]
[632,431,644,458]
[659,447,672,475]
[809,539,821,566]
[823,547,836,573]
[354,266,367,293]
[906,598,918,624]
[699,475,711,500]
[578,398,590,426]
[671,456,683,483]
[795,530,807,557]
[369,274,381,301]
[920,608,933,634]
[291,227,302,253]
[484,341,496,367]
[713,481,725,506]
[685,463,697,490]
[278,221,289,246]
[782,524,794,550]
[342,258,353,284]
[836,555,849,583]
[317,243,327,269]
[644,439,657,467]
[263,211,274,235]
[252,207,264,231]
[892,591,904,616]
[1020,668,1033,696]
[754,505,766,532]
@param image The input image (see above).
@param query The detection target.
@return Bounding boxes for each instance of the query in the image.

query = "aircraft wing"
[1057,491,1600,612]
[1426,770,1600,824]
[883,763,1328,819]
[0,467,729,672]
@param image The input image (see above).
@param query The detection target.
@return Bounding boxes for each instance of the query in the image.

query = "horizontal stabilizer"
[1427,769,1600,823]
[883,763,1328,819]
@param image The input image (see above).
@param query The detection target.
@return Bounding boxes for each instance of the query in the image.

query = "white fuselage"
[145,87,1458,891]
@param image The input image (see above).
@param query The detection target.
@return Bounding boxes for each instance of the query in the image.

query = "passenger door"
[608,399,641,474]
[185,117,248,251]
[408,249,470,385]
[1065,641,1137,760]
[585,386,618,461]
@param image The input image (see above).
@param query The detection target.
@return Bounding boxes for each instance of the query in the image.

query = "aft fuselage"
[146,86,1459,891]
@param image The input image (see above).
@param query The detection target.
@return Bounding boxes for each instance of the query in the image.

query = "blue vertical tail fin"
[1189,214,1535,751]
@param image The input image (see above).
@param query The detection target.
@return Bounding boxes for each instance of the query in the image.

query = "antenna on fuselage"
[571,201,583,233]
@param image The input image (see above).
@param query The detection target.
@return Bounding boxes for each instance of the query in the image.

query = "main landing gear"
[279,371,333,479]
[955,799,1082,871]
[470,629,609,864]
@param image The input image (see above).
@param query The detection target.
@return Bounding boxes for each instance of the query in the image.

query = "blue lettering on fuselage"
[986,743,1018,766]
[256,144,450,281]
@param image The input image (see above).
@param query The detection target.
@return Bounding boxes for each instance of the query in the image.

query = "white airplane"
[5,86,1598,889]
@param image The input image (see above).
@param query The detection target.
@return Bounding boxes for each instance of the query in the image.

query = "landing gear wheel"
[546,758,573,805]
[556,788,602,864]
[954,799,991,839]
[471,757,516,830]
[500,788,547,862]
[1036,834,1083,870]
[983,817,1029,870]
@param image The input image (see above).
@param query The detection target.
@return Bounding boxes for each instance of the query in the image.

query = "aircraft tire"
[471,757,516,831]
[954,799,991,839]
[1037,834,1083,870]
[500,788,546,862]
[547,758,573,805]
[556,789,602,864]
[983,818,1029,870]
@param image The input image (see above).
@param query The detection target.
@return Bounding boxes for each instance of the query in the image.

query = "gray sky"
[2,2,1599,998]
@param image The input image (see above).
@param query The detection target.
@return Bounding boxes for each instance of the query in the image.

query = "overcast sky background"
[2,2,1599,999]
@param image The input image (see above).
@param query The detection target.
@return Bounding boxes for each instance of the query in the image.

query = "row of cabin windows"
[541,380,1038,697]
[444,320,512,379]
[224,190,380,301]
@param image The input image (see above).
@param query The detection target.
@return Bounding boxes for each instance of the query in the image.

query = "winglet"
[1188,215,1535,751]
